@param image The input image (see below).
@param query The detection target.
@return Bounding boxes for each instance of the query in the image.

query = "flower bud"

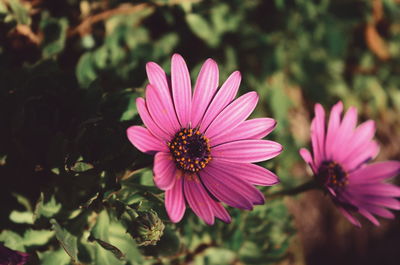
[128,210,165,246]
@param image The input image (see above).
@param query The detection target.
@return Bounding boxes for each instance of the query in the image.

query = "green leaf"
[8,0,31,25]
[9,211,33,224]
[34,193,62,220]
[50,219,79,263]
[186,14,219,47]
[40,14,68,57]
[71,161,94,173]
[91,211,125,265]
[0,231,25,251]
[76,52,97,88]
[22,229,55,247]
[39,248,70,265]
[88,235,125,261]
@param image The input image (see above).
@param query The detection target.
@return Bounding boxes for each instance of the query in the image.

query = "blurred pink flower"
[0,244,29,265]
[300,101,400,227]
[127,54,282,225]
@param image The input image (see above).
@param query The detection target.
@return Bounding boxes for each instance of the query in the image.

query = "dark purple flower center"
[317,161,348,190]
[168,128,211,172]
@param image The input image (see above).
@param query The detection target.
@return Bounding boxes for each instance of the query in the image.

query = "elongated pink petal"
[136,98,171,141]
[331,107,358,162]
[343,141,379,171]
[299,148,317,174]
[201,162,265,207]
[339,120,376,164]
[153,152,178,190]
[349,161,400,184]
[361,204,395,219]
[355,196,400,210]
[146,84,178,137]
[146,63,181,132]
[337,207,361,227]
[126,126,168,154]
[183,178,214,225]
[205,92,258,140]
[210,158,279,186]
[349,183,400,197]
[165,177,185,223]
[211,118,276,146]
[171,54,192,127]
[200,71,241,131]
[358,209,380,226]
[191,59,219,127]
[208,200,231,223]
[325,101,343,160]
[310,104,326,166]
[211,139,282,163]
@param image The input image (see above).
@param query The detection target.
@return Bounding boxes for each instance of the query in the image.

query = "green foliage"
[51,219,79,263]
[1,0,400,264]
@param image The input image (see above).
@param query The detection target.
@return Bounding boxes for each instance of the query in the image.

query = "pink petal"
[210,158,279,186]
[183,177,214,225]
[349,161,400,184]
[165,177,186,223]
[146,63,181,133]
[201,162,265,208]
[171,54,192,128]
[361,204,395,219]
[337,207,361,227]
[207,197,231,223]
[199,71,241,132]
[205,92,258,140]
[191,59,219,128]
[136,97,171,141]
[325,101,343,160]
[349,183,400,197]
[146,84,178,137]
[339,120,376,164]
[211,139,282,163]
[126,126,168,154]
[210,118,277,147]
[342,141,379,171]
[310,104,326,166]
[153,152,178,190]
[331,107,358,162]
[358,209,380,226]
[299,148,317,173]
[355,196,400,210]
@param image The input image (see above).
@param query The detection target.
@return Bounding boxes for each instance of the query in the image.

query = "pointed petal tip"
[172,53,184,61]
[204,57,218,65]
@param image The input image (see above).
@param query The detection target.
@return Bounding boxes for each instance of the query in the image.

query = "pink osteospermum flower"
[127,54,282,225]
[300,101,400,227]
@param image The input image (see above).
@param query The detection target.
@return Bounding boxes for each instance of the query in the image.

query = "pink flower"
[127,54,282,225]
[300,101,400,227]
[0,244,29,265]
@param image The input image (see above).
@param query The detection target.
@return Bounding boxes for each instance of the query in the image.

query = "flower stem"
[267,179,319,200]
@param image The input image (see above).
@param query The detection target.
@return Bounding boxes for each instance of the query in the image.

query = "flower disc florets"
[318,161,349,191]
[168,128,211,173]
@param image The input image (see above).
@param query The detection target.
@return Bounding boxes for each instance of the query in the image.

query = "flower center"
[168,128,211,172]
[317,161,348,190]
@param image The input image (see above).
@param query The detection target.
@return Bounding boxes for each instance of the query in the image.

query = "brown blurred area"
[286,191,400,265]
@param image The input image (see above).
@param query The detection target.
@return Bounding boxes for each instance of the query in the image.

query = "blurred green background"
[0,0,400,264]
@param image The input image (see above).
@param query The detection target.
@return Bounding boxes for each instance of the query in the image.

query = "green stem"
[266,179,319,200]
